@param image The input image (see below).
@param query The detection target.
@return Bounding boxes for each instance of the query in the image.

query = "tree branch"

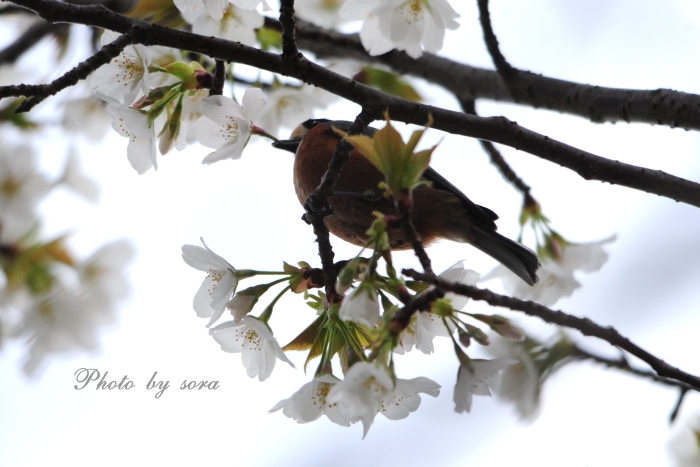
[572,345,695,392]
[402,268,700,391]
[279,18,700,132]
[476,0,516,82]
[304,107,378,304]
[2,32,133,111]
[278,0,299,59]
[0,21,68,64]
[460,98,533,201]
[208,59,225,96]
[4,0,700,208]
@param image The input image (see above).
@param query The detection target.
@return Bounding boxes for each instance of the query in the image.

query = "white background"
[1,1,700,466]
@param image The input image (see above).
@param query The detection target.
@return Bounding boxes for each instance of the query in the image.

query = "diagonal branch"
[0,21,68,64]
[402,268,700,391]
[460,98,533,202]
[572,345,695,393]
[278,18,700,132]
[0,33,133,110]
[4,0,700,209]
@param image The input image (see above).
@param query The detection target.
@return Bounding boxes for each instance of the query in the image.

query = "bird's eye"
[290,119,331,140]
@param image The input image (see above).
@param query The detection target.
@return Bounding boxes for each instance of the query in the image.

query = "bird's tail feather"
[469,226,540,286]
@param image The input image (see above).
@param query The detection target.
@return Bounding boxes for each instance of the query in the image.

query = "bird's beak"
[271,138,302,153]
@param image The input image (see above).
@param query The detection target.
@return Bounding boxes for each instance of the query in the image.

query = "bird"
[272,119,539,286]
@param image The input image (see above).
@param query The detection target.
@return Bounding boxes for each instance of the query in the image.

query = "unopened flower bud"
[466,324,489,346]
[458,328,471,347]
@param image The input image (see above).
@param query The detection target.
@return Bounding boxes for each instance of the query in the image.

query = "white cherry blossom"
[90,30,152,106]
[19,289,116,377]
[338,284,380,327]
[269,374,351,425]
[95,90,158,174]
[395,261,478,354]
[341,0,460,59]
[181,238,238,327]
[486,337,541,420]
[61,148,100,202]
[295,0,349,28]
[668,411,700,467]
[484,236,616,307]
[174,0,270,21]
[183,6,263,46]
[195,88,266,164]
[326,362,439,437]
[453,358,516,414]
[210,315,294,381]
[78,240,135,304]
[380,376,441,421]
[0,140,50,241]
[254,84,334,137]
[61,94,111,143]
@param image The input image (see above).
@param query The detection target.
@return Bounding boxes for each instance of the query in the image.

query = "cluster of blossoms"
[172,0,461,59]
[0,138,133,376]
[90,30,340,174]
[183,237,525,436]
[486,198,616,306]
[181,122,531,436]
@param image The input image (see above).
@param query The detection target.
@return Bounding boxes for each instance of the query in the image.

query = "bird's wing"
[328,121,498,230]
[423,167,499,230]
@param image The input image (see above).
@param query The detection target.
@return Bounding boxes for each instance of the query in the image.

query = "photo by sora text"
[73,368,220,398]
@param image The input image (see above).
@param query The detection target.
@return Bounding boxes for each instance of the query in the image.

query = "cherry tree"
[0,0,699,465]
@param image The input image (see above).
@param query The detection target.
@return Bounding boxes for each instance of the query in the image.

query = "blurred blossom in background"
[1,1,700,467]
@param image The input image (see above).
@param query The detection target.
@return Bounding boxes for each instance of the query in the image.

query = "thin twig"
[402,268,700,391]
[208,59,225,96]
[0,21,68,64]
[669,388,689,423]
[573,345,695,392]
[278,0,299,59]
[0,33,133,111]
[476,0,517,82]
[460,98,533,201]
[394,196,434,277]
[304,107,378,304]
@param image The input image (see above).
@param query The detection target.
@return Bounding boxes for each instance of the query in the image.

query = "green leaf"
[283,313,326,352]
[257,27,282,51]
[358,66,422,102]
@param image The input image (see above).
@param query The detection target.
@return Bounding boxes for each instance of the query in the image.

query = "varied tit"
[273,119,539,286]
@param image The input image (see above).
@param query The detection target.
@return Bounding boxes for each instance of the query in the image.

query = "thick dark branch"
[281,18,700,132]
[208,59,225,96]
[278,0,299,59]
[461,98,533,201]
[304,108,378,304]
[4,33,133,112]
[5,0,700,208]
[476,0,516,82]
[0,21,68,64]
[403,268,700,391]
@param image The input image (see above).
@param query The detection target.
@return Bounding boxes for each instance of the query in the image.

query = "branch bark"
[4,0,700,209]
[283,18,700,132]
[403,268,700,391]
